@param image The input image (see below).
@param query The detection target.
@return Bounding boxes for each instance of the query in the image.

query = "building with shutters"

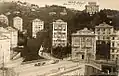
[110,31,119,60]
[71,28,96,60]
[95,22,114,41]
[32,18,44,38]
[85,2,99,15]
[52,19,67,47]
[95,22,114,60]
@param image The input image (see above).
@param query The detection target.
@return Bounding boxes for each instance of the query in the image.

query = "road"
[14,60,79,76]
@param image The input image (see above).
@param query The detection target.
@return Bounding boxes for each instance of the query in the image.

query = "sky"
[5,0,119,11]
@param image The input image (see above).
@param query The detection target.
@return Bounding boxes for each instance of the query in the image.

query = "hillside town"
[0,0,119,76]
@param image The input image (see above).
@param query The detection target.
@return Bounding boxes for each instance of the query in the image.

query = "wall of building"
[95,22,114,60]
[52,19,67,47]
[13,16,23,31]
[110,31,119,60]
[85,2,99,15]
[0,36,10,64]
[72,28,96,61]
[32,18,44,38]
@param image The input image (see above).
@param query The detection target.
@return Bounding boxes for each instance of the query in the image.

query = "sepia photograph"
[0,0,119,76]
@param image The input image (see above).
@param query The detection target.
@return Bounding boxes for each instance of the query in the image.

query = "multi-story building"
[110,31,119,60]
[72,28,96,60]
[52,19,67,47]
[0,14,9,25]
[0,27,18,49]
[95,22,114,41]
[0,34,10,64]
[32,18,44,38]
[85,2,99,15]
[13,16,23,31]
[95,22,114,60]
[6,26,18,48]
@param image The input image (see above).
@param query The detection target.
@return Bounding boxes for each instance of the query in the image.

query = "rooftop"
[0,27,9,33]
[72,28,95,36]
[33,18,43,22]
[0,14,7,18]
[53,19,67,24]
[6,26,18,32]
[95,22,113,28]
[13,16,22,20]
[0,34,9,40]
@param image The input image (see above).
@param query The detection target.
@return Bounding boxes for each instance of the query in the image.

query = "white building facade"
[95,22,114,41]
[95,22,119,60]
[85,2,99,15]
[52,19,67,47]
[0,14,9,25]
[0,35,10,64]
[13,16,23,31]
[72,28,96,60]
[6,27,18,48]
[110,31,119,60]
[0,27,18,49]
[32,18,44,38]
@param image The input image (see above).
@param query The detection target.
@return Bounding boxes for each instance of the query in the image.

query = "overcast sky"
[5,0,119,10]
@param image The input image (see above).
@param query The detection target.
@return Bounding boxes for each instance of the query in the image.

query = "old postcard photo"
[0,0,119,76]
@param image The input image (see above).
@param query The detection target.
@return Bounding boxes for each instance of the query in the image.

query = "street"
[14,60,78,76]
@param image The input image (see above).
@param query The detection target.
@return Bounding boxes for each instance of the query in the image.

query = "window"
[82,55,84,59]
[107,37,110,40]
[109,29,111,34]
[103,36,105,40]
[112,55,114,59]
[97,28,100,32]
[81,37,85,47]
[112,37,115,40]
[74,37,80,46]
[98,36,100,40]
[117,55,119,57]
[112,49,114,53]
[75,53,78,57]
[86,38,92,47]
[112,42,115,47]
[62,25,66,31]
[74,50,77,51]
[98,31,100,34]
